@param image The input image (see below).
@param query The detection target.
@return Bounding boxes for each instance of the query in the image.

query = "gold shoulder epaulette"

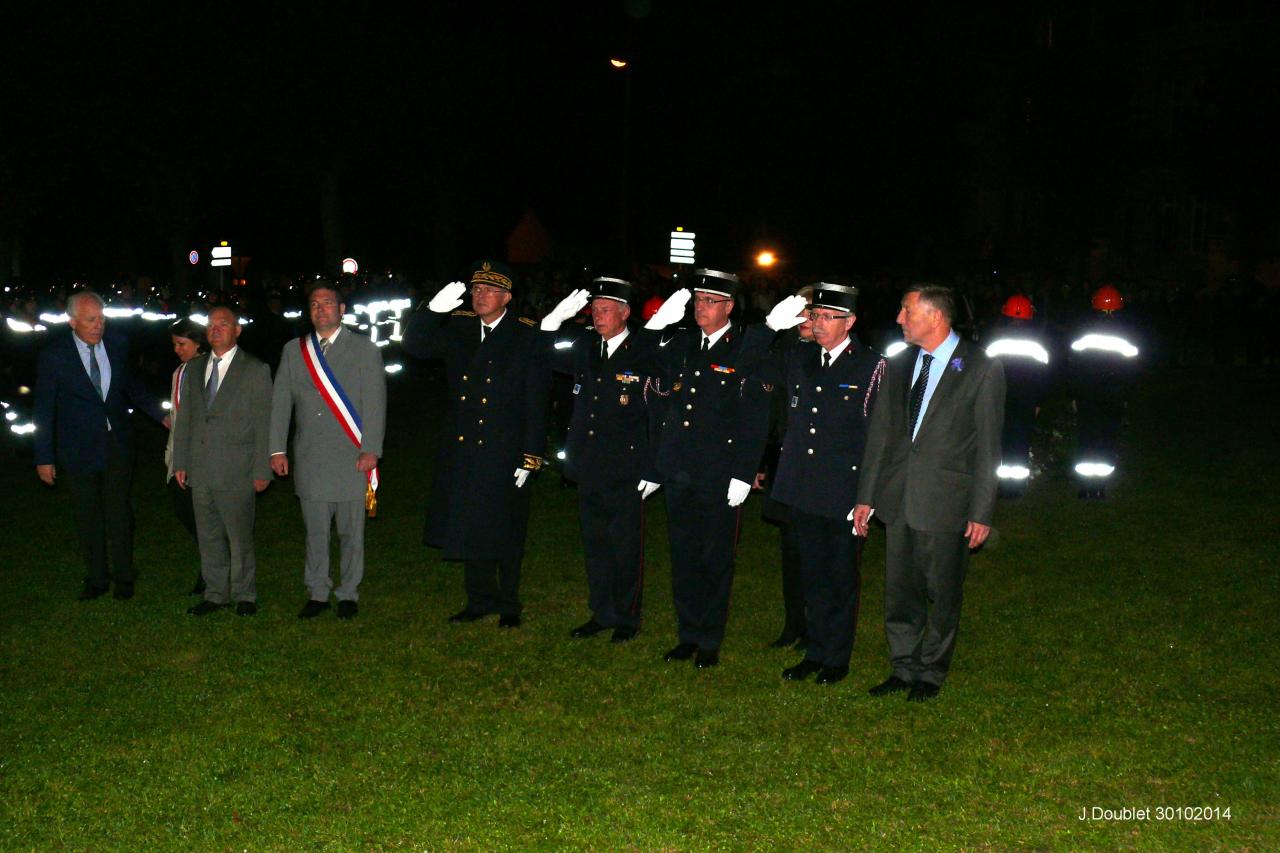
[519,316,536,327]
[452,309,477,317]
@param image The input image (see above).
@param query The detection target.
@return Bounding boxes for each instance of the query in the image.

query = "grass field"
[1,364,1276,850]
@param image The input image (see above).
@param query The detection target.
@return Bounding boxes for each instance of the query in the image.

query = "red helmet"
[1091,284,1124,312]
[1001,294,1034,320]
[641,295,664,322]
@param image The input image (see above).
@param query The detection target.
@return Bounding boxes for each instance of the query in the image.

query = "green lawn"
[1,366,1276,850]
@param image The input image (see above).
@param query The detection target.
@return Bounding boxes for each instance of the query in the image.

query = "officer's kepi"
[692,268,740,299]
[591,277,633,304]
[808,282,858,314]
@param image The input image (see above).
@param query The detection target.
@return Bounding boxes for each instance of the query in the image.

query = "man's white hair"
[66,290,105,319]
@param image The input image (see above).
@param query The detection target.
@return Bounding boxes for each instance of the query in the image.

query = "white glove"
[428,281,468,313]
[644,288,692,330]
[637,480,661,500]
[726,478,752,507]
[540,288,591,331]
[765,293,810,331]
[513,469,530,489]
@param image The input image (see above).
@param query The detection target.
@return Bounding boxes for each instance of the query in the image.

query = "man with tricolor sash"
[269,279,386,619]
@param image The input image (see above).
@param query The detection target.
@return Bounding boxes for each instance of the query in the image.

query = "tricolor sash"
[299,333,379,516]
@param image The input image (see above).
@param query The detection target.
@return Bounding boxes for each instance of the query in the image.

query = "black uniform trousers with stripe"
[579,480,645,629]
[665,481,741,651]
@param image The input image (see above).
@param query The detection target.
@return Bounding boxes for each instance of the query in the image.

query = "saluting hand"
[644,288,691,330]
[540,289,591,331]
[427,281,468,314]
[765,293,810,331]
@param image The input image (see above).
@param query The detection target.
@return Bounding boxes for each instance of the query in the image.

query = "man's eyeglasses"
[470,285,506,296]
[692,296,732,306]
[807,311,851,322]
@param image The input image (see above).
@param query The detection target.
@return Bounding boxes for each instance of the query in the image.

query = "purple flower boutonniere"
[949,357,965,372]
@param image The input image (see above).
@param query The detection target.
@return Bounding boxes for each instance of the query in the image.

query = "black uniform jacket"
[402,307,551,560]
[543,326,665,490]
[646,322,773,488]
[745,326,885,519]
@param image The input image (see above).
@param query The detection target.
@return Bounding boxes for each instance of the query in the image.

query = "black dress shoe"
[610,626,638,643]
[570,619,608,638]
[869,675,914,697]
[188,600,226,616]
[815,665,849,685]
[782,659,824,681]
[236,601,258,617]
[337,601,358,619]
[694,648,720,668]
[907,682,941,702]
[190,577,206,596]
[113,582,134,600]
[663,643,697,662]
[78,584,110,601]
[298,600,331,619]
[448,608,487,623]
[498,613,522,628]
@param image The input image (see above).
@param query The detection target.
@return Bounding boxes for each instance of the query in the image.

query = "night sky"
[5,2,1279,283]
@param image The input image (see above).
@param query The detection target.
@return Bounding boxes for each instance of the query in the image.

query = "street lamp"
[756,250,777,268]
[612,57,632,268]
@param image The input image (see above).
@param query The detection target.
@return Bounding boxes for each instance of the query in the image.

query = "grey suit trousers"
[884,522,968,687]
[301,498,365,602]
[193,485,258,604]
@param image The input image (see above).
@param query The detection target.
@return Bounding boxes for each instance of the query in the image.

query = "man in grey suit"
[852,284,1005,702]
[270,280,386,620]
[173,306,273,616]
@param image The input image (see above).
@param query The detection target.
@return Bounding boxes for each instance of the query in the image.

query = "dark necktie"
[87,343,104,399]
[908,353,933,436]
[701,337,709,353]
[320,336,331,357]
[205,356,221,407]
[600,339,608,361]
[482,324,491,342]
[821,351,831,370]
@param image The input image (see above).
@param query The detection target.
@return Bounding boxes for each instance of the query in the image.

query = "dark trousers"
[579,480,644,628]
[464,557,522,617]
[64,433,134,590]
[883,522,968,687]
[778,521,805,635]
[665,481,741,650]
[790,509,862,669]
[1075,397,1123,465]
[168,477,198,541]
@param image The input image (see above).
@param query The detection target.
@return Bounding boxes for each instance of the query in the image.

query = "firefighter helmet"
[1001,294,1035,320]
[1091,284,1124,312]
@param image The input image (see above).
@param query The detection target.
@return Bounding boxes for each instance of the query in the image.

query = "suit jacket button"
[807,448,814,455]
[477,439,484,446]
[694,370,700,377]
[815,386,822,392]
[811,407,818,413]
[462,374,468,381]
[809,428,816,434]
[460,395,466,401]
[682,420,690,427]
[458,435,465,442]
[685,404,693,410]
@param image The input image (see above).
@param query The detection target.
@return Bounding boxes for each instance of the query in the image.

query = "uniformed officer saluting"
[401,261,551,627]
[745,284,885,685]
[539,277,666,643]
[642,271,773,668]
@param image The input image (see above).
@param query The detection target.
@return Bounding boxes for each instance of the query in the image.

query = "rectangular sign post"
[669,228,696,265]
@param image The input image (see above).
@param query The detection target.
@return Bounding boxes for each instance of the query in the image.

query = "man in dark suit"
[33,290,166,600]
[539,277,665,643]
[643,271,773,668]
[401,261,551,628]
[852,284,1005,701]
[173,306,273,617]
[747,284,886,686]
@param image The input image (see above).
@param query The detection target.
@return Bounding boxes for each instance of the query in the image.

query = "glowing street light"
[756,250,777,268]
[610,58,628,69]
